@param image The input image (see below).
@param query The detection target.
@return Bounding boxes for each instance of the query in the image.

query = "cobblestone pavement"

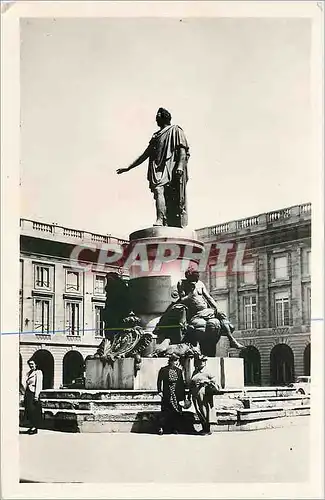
[20,417,309,484]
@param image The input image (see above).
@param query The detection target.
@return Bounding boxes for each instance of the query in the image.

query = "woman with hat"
[23,358,43,434]
[157,353,186,434]
[190,355,219,435]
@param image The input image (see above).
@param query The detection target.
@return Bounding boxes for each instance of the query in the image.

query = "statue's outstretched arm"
[116,147,150,174]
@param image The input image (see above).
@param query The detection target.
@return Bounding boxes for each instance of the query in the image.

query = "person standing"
[117,108,190,228]
[157,353,186,434]
[24,358,43,435]
[190,355,219,435]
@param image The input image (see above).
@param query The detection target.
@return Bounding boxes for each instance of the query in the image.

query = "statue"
[152,269,244,357]
[151,338,201,359]
[93,273,153,361]
[117,108,189,228]
[179,269,244,350]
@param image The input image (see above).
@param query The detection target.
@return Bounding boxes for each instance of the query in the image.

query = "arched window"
[304,343,311,376]
[240,346,261,386]
[270,344,295,385]
[63,351,85,386]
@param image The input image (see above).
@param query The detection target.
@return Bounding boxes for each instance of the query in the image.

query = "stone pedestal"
[127,226,204,332]
[85,358,135,390]
[133,358,166,390]
[215,336,230,357]
[85,356,244,391]
[182,357,244,389]
[86,225,243,392]
[221,357,244,389]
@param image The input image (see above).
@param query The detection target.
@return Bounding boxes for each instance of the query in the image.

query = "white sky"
[20,17,312,239]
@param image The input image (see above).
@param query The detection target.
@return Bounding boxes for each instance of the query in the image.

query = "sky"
[20,17,312,239]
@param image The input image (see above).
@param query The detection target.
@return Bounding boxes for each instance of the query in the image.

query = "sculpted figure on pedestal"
[117,108,189,228]
[93,273,153,361]
[152,269,244,357]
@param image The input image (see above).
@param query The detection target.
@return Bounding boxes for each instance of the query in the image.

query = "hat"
[168,353,180,361]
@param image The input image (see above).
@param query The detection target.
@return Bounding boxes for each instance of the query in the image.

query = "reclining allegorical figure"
[153,268,244,357]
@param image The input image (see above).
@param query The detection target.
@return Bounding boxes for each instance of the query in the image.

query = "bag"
[183,398,192,410]
[205,383,220,408]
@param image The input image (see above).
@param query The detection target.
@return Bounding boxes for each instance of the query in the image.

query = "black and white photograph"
[1,1,324,499]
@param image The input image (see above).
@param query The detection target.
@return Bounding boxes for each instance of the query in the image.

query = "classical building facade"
[19,202,311,388]
[19,219,128,390]
[195,203,311,386]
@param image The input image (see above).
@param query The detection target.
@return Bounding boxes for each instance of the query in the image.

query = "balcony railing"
[32,222,53,233]
[63,228,83,238]
[300,203,311,214]
[267,208,291,223]
[196,223,230,239]
[91,233,109,243]
[196,203,311,240]
[236,216,259,230]
[20,219,128,245]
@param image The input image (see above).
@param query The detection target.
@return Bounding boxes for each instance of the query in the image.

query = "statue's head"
[156,107,172,127]
[185,268,200,283]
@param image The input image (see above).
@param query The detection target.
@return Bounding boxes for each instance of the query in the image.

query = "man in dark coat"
[157,353,186,434]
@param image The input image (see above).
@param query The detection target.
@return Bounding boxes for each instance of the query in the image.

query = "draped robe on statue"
[147,124,190,228]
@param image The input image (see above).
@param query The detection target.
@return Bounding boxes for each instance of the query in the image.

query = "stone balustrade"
[196,203,311,241]
[21,202,311,246]
[299,203,311,214]
[236,216,259,230]
[32,221,53,233]
[267,208,291,222]
[20,218,128,246]
[63,228,83,239]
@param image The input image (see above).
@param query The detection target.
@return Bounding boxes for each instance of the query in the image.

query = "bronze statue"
[151,338,201,358]
[152,269,244,357]
[178,269,243,351]
[117,108,189,228]
[93,273,153,360]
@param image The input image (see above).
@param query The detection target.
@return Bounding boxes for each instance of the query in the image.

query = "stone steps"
[36,392,308,413]
[40,389,158,401]
[245,396,310,409]
[40,399,161,411]
[19,386,307,433]
[20,405,310,433]
[20,389,309,420]
[237,406,310,423]
[39,387,297,401]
